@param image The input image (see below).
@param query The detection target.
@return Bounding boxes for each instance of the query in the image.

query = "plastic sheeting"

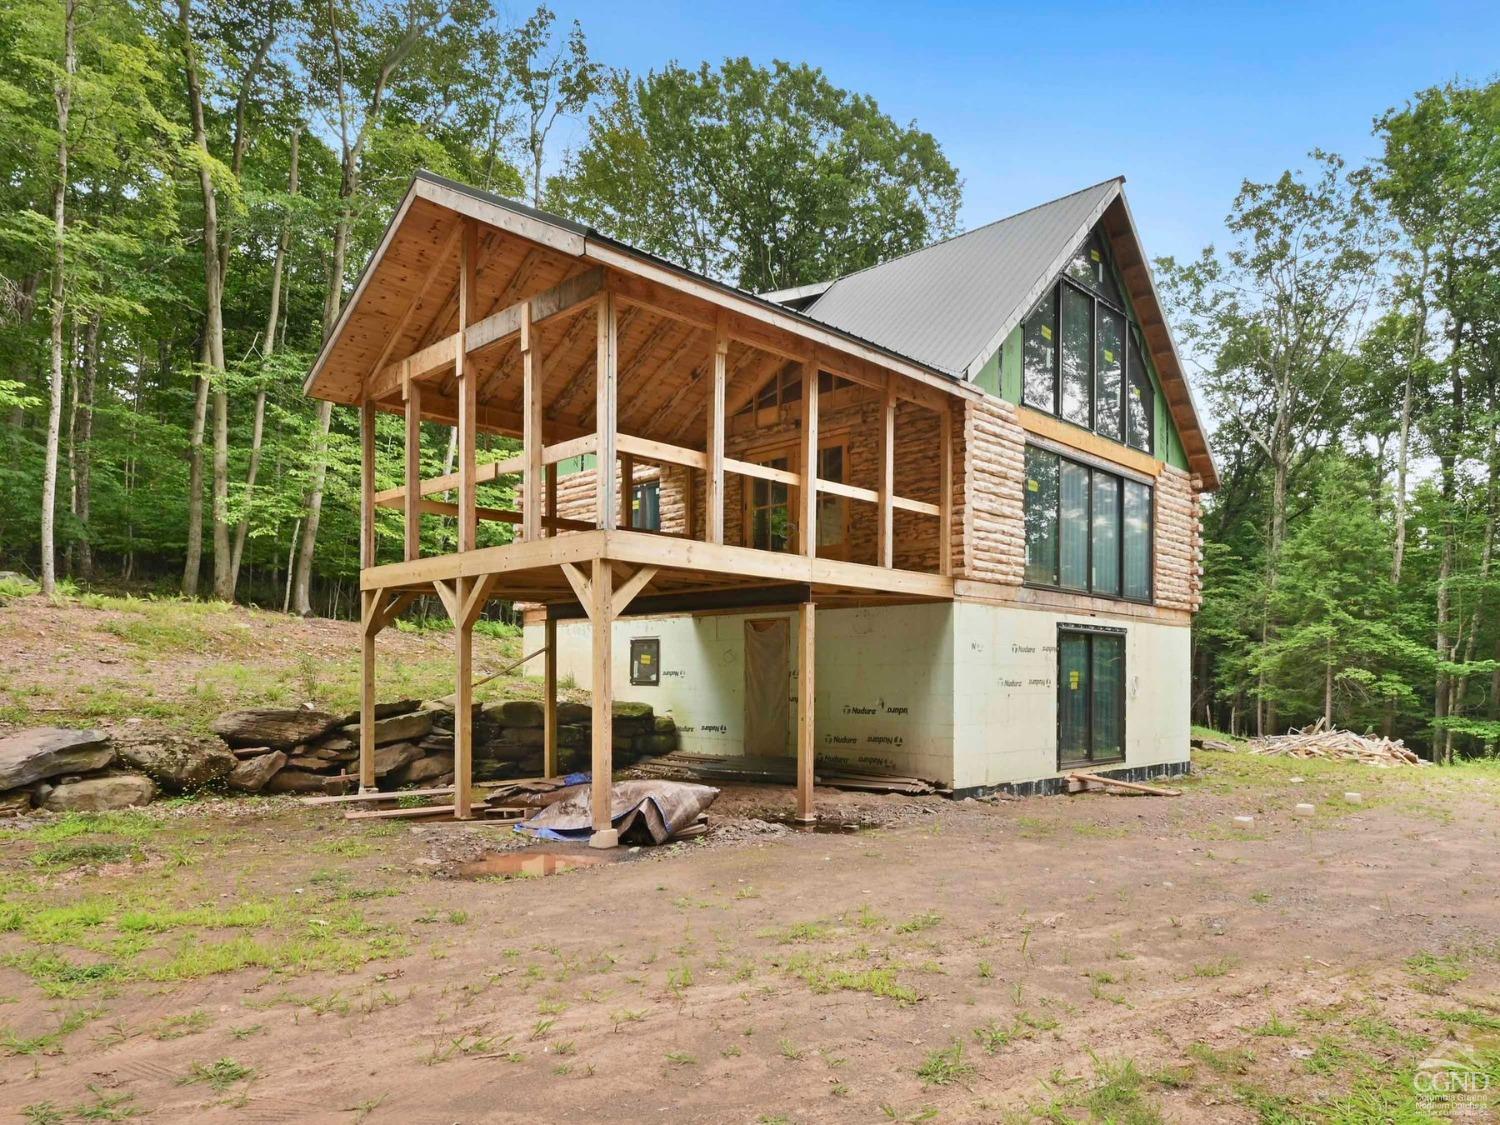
[515,780,720,845]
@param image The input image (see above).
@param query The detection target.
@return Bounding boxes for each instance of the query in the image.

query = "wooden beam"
[800,362,817,558]
[817,478,877,505]
[724,457,799,487]
[404,379,422,562]
[374,454,524,505]
[461,572,500,629]
[543,433,597,466]
[432,578,458,620]
[796,601,815,822]
[877,382,894,569]
[360,399,377,569]
[616,432,708,472]
[366,267,604,402]
[706,315,727,544]
[359,589,377,792]
[521,300,542,541]
[453,574,474,819]
[611,565,658,617]
[939,401,953,578]
[543,616,558,778]
[372,391,587,444]
[619,452,634,530]
[457,219,478,554]
[368,222,462,381]
[589,556,614,840]
[893,495,941,518]
[560,560,591,608]
[596,291,618,530]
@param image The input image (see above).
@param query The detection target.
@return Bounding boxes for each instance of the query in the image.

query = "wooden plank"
[360,399,377,569]
[817,478,877,505]
[457,219,478,554]
[374,454,525,505]
[611,565,658,617]
[590,556,614,834]
[724,457,800,487]
[461,572,500,629]
[1067,771,1181,798]
[1016,405,1162,479]
[359,590,377,791]
[706,316,727,544]
[939,401,953,578]
[619,452,634,530]
[543,433,597,466]
[543,616,558,778]
[799,361,817,558]
[303,785,457,806]
[344,804,457,821]
[595,292,618,530]
[560,560,591,608]
[522,300,542,541]
[404,380,422,562]
[892,495,941,518]
[453,574,474,819]
[616,432,708,472]
[796,601,815,821]
[877,382,893,568]
[361,529,609,590]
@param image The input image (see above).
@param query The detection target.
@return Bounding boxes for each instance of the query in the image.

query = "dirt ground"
[2,751,1499,1124]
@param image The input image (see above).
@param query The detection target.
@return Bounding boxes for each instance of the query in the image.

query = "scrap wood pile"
[1245,723,1427,767]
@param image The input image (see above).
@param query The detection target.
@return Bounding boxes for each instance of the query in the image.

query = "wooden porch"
[312,175,975,842]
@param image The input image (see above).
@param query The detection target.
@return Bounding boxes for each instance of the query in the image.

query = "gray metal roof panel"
[799,179,1123,376]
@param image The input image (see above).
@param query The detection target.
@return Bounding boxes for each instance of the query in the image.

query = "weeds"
[916,1039,975,1086]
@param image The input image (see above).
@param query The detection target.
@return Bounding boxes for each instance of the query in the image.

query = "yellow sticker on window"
[1069,670,1081,689]
[1027,478,1039,492]
[1103,349,1115,362]
[1090,249,1101,262]
[639,653,652,665]
[1131,386,1141,398]
[1040,325,1052,341]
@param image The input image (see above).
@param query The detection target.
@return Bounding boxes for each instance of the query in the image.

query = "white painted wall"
[527,600,1190,791]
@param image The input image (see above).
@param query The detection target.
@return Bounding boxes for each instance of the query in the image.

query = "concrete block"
[1343,792,1363,804]
[1232,815,1255,827]
[1294,803,1315,816]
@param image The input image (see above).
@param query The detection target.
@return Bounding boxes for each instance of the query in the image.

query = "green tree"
[552,58,962,292]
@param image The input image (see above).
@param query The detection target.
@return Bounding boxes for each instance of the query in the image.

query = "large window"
[1024,446,1153,603]
[1059,625,1125,767]
[1021,236,1155,455]
[630,480,661,531]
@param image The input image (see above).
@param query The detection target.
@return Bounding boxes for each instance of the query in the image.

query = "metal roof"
[794,178,1123,377]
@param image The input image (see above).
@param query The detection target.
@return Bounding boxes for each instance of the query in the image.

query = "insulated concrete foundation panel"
[950,602,1190,791]
[527,600,1190,791]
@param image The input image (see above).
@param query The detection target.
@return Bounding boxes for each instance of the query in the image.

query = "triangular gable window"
[1063,232,1124,308]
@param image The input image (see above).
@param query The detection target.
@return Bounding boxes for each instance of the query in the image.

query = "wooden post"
[453,575,474,819]
[619,453,634,530]
[796,600,815,822]
[359,589,377,792]
[457,220,478,553]
[588,557,615,844]
[938,400,953,577]
[360,399,376,569]
[545,462,558,538]
[877,383,894,568]
[800,362,818,557]
[403,379,421,562]
[543,615,558,778]
[595,293,618,531]
[706,315,727,544]
[521,301,543,541]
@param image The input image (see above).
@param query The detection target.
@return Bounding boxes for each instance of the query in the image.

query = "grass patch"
[895,911,941,934]
[916,1040,974,1086]
[178,1056,255,1093]
[784,954,919,1005]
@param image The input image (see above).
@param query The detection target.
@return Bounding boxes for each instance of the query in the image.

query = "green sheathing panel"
[557,453,596,477]
[973,325,1022,403]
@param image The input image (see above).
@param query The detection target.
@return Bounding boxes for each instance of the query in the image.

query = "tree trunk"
[74,313,99,580]
[41,0,77,598]
[178,0,232,601]
[1390,249,1428,584]
[230,127,301,596]
[182,356,210,596]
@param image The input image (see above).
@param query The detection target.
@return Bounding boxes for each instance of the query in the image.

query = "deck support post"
[457,219,478,553]
[596,293,618,531]
[796,600,816,822]
[403,379,421,561]
[800,361,818,557]
[452,577,474,818]
[706,314,727,543]
[521,300,543,541]
[543,615,558,779]
[588,556,615,846]
[877,382,894,568]
[359,590,378,792]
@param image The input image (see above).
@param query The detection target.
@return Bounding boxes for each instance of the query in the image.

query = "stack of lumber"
[1246,725,1426,767]
[634,751,938,795]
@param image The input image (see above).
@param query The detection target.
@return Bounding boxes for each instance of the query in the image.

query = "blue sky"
[546,0,1498,266]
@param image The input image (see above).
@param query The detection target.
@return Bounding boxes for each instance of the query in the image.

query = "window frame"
[630,479,661,531]
[1018,233,1160,459]
[1056,623,1127,770]
[1022,444,1154,606]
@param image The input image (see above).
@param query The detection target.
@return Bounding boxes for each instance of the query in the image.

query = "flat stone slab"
[43,772,155,812]
[117,739,236,792]
[212,709,341,751]
[263,768,329,794]
[340,711,435,748]
[227,750,286,793]
[0,728,112,790]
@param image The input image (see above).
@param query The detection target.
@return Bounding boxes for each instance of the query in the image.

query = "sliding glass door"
[1058,625,1126,768]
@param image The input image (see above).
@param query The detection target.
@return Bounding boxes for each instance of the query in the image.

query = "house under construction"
[304,171,1214,844]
